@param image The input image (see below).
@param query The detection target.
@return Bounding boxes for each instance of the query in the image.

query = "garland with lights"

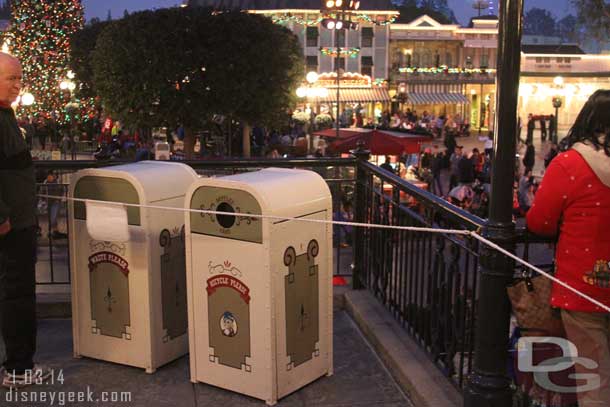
[354,14,397,26]
[270,12,396,26]
[270,14,323,26]
[9,0,84,120]
[319,47,361,58]
[398,66,496,74]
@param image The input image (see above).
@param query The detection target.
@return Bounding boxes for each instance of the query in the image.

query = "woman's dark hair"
[560,89,610,156]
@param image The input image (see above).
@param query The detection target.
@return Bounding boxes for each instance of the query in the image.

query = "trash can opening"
[216,202,236,228]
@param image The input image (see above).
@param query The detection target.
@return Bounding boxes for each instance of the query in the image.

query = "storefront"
[303,72,391,125]
[465,83,496,132]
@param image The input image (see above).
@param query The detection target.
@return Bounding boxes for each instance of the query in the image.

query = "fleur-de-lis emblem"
[104,287,116,313]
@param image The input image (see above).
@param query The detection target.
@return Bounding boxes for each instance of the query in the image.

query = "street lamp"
[60,71,78,158]
[551,76,564,143]
[296,71,328,153]
[321,0,360,138]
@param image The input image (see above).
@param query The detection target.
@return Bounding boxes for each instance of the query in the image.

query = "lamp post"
[60,71,77,159]
[296,71,328,153]
[552,76,564,144]
[321,0,360,139]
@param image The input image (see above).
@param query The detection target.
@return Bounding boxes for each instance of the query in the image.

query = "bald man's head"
[0,53,22,105]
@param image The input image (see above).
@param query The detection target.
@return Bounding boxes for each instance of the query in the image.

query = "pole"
[335,26,341,139]
[464,0,523,405]
[554,106,559,144]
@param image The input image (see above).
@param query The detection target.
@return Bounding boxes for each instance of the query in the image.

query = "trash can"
[185,168,333,405]
[69,161,199,373]
[155,142,171,160]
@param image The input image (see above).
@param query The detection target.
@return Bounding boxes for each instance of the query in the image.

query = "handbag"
[507,233,565,338]
[507,273,565,337]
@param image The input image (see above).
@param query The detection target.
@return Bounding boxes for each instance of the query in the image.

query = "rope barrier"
[38,193,610,313]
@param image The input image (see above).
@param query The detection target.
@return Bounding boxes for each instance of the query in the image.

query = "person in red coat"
[527,90,610,406]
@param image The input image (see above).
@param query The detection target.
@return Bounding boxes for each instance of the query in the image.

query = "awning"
[328,130,432,155]
[310,87,391,103]
[406,93,470,105]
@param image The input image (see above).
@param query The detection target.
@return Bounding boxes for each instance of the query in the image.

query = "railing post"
[351,143,370,290]
[464,0,523,406]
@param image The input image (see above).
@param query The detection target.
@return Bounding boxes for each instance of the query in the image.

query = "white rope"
[38,193,610,313]
[37,194,472,236]
[469,233,610,313]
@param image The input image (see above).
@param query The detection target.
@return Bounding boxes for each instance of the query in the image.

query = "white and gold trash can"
[69,161,198,373]
[185,168,333,405]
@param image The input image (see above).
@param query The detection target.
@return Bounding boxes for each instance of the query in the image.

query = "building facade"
[519,44,610,129]
[188,1,610,130]
[389,15,498,131]
[188,0,397,119]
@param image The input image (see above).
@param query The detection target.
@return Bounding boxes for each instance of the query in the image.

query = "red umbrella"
[312,127,373,140]
[329,130,431,155]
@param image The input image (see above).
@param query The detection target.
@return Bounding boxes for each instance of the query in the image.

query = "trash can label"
[206,275,252,371]
[160,227,188,342]
[87,242,131,340]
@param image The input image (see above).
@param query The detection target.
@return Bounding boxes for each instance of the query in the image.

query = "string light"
[319,47,361,58]
[270,12,396,26]
[8,0,84,121]
[398,66,497,75]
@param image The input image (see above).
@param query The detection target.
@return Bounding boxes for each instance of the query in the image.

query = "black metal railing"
[353,159,484,388]
[351,158,557,395]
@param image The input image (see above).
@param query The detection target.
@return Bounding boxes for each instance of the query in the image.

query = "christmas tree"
[8,0,83,118]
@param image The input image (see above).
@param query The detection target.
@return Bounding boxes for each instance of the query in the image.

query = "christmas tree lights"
[8,0,84,119]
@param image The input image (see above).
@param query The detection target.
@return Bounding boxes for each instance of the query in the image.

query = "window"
[361,27,374,48]
[361,56,373,76]
[306,56,318,72]
[306,27,318,47]
[481,54,489,68]
[336,30,346,47]
[445,52,453,67]
[335,57,345,71]
[536,57,543,63]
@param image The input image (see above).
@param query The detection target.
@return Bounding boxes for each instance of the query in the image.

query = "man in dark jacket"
[526,113,535,144]
[523,140,536,173]
[0,54,51,388]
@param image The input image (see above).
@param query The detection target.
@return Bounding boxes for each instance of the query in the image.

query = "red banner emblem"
[206,275,250,304]
[88,251,129,276]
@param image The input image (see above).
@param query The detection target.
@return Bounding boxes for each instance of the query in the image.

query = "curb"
[344,289,463,407]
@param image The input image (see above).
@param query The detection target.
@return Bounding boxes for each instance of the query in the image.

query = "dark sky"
[82,0,575,25]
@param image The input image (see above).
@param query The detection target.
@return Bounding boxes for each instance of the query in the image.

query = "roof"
[521,44,586,55]
[467,14,498,28]
[406,92,469,105]
[310,87,391,103]
[187,0,396,11]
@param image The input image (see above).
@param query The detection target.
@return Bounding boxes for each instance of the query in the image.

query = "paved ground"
[0,312,410,407]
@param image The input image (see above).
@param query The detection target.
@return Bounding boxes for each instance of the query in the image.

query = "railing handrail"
[360,161,485,231]
[33,157,358,171]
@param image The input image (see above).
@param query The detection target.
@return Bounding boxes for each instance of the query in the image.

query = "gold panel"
[189,186,262,244]
[74,176,141,226]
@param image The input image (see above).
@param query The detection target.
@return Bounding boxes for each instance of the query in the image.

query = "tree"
[8,0,84,118]
[571,0,610,41]
[91,8,302,158]
[394,0,457,24]
[69,20,110,99]
[523,8,557,36]
[202,11,303,156]
[556,15,579,43]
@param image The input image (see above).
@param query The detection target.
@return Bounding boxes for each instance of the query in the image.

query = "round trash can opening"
[216,202,236,228]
